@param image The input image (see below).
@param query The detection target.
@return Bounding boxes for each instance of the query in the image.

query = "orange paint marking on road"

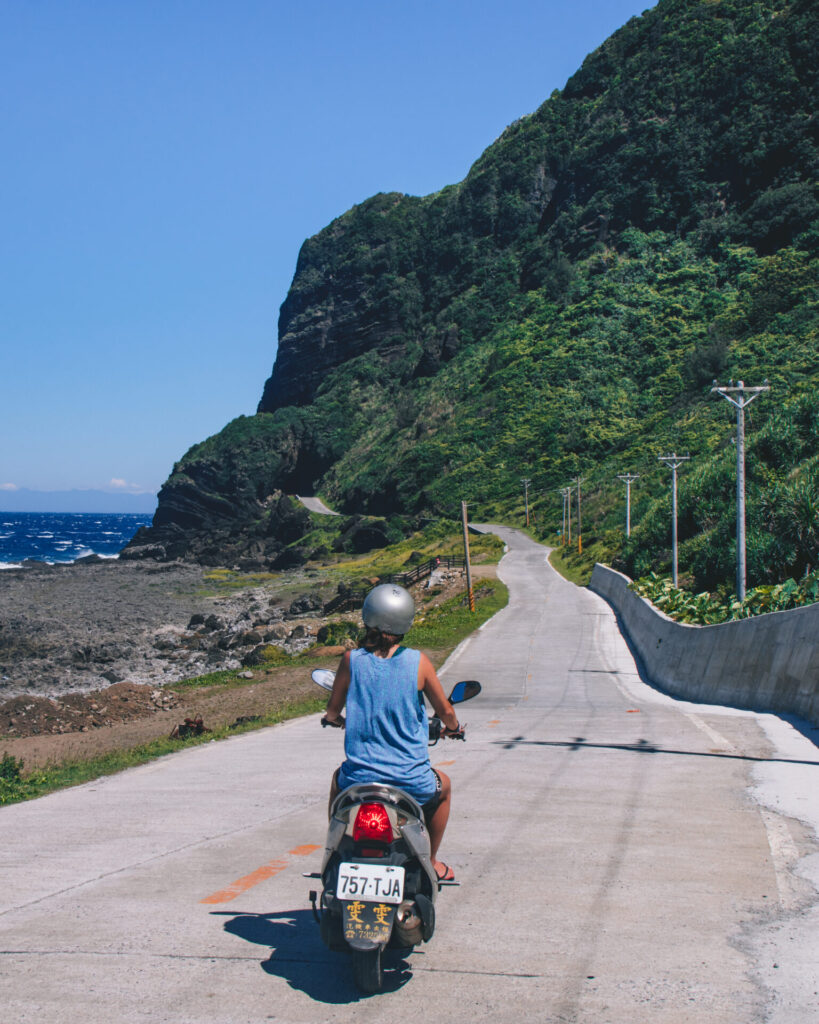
[201,843,323,904]
[435,760,456,767]
[200,858,289,905]
[487,720,501,727]
[626,709,641,713]
[289,844,321,856]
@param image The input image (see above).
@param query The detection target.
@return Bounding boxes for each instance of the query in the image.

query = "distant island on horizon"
[0,489,158,515]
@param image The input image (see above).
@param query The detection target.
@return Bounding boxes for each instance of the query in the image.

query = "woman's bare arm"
[324,651,351,724]
[419,652,460,731]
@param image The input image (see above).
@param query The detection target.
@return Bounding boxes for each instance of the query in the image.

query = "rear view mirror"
[311,669,336,691]
[448,680,481,705]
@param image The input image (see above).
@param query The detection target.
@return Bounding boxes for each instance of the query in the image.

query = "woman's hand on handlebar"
[443,721,465,740]
[321,714,345,729]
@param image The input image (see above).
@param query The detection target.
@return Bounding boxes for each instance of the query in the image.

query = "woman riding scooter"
[322,583,462,882]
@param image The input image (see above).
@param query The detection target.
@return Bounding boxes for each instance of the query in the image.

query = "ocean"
[0,512,153,568]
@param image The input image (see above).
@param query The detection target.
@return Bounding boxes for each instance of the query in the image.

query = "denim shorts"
[420,768,443,825]
[334,766,442,823]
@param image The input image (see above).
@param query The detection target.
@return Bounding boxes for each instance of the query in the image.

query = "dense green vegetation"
[629,570,819,624]
[151,0,817,600]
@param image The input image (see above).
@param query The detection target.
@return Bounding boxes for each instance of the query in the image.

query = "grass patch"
[0,695,327,806]
[547,537,616,587]
[199,569,281,593]
[171,668,245,690]
[405,578,508,657]
[327,525,504,582]
[170,646,335,692]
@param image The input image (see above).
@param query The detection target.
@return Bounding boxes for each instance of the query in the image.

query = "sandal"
[434,862,455,882]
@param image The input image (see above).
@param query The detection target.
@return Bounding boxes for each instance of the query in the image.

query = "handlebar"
[428,718,466,744]
[321,713,463,741]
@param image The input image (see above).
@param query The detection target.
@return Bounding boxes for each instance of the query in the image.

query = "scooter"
[308,669,481,993]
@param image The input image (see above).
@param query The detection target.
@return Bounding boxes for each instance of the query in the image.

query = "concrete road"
[295,496,340,516]
[2,527,818,1023]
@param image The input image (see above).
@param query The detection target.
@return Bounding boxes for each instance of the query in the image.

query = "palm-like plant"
[781,472,819,577]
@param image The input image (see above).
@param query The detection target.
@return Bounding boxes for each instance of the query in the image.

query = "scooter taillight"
[352,802,393,856]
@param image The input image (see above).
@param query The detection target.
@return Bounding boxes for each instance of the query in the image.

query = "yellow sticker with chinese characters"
[342,900,396,943]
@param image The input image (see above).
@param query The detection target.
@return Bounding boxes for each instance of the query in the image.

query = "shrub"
[629,570,819,624]
[0,753,25,805]
[316,621,360,646]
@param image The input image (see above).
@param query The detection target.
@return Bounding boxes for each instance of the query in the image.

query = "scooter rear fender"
[322,782,434,884]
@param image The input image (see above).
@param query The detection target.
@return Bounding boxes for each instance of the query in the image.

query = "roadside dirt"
[0,664,331,770]
[0,563,494,771]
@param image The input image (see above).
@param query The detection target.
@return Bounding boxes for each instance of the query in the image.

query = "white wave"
[63,549,120,564]
[0,562,23,570]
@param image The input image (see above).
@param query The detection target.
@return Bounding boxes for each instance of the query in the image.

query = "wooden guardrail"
[323,556,466,615]
[381,556,466,587]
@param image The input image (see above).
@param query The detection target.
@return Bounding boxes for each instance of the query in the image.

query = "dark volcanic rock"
[333,516,391,554]
[272,545,311,570]
[121,485,311,567]
[288,593,323,616]
[119,542,169,562]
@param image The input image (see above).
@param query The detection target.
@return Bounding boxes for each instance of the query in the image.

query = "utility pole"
[617,473,640,537]
[461,500,475,612]
[573,477,583,554]
[520,478,531,527]
[658,454,690,587]
[566,486,572,547]
[558,488,567,545]
[711,379,770,601]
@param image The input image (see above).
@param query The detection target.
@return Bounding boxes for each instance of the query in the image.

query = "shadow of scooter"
[212,909,414,1001]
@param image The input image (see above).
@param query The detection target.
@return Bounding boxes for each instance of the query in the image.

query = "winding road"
[2,527,818,1022]
[295,495,341,516]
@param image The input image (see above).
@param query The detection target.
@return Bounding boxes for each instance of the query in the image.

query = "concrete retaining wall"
[589,563,819,727]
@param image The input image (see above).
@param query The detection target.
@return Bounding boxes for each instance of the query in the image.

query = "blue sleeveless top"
[337,647,437,802]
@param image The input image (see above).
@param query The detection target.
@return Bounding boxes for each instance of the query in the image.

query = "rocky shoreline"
[0,557,357,700]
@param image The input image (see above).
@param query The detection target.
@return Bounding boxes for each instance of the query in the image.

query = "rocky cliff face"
[128,0,818,569]
[258,192,428,412]
[123,486,311,570]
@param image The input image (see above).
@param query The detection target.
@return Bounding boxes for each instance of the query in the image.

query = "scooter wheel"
[352,947,383,993]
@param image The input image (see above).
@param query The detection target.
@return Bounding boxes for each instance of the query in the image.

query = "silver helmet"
[362,583,415,635]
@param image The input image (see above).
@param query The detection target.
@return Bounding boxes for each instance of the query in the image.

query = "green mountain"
[126,0,818,590]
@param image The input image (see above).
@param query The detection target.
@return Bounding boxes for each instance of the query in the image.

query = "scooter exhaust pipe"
[394,899,424,946]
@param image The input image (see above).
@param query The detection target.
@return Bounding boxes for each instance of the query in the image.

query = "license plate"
[337,862,405,904]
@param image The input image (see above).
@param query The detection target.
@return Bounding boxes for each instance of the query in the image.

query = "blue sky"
[2,0,656,507]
